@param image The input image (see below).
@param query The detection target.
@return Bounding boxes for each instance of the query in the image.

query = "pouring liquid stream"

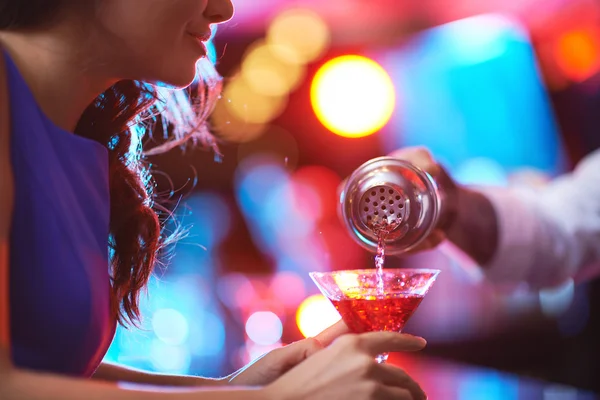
[372,218,401,296]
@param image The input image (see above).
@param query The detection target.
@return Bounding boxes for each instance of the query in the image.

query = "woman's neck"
[0,28,115,132]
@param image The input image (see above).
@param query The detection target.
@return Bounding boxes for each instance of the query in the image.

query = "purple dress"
[5,51,116,377]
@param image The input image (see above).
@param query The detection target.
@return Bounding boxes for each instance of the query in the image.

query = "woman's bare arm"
[93,362,227,387]
[2,367,267,400]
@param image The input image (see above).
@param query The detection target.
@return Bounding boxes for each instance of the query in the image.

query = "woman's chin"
[154,63,200,89]
[159,74,196,90]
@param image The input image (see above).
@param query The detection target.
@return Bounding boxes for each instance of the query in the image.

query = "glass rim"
[309,268,441,277]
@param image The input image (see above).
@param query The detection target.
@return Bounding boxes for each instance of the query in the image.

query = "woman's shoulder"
[0,47,10,130]
[2,49,43,117]
[1,49,50,139]
[0,46,12,173]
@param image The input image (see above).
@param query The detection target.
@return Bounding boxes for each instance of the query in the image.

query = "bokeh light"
[188,311,226,358]
[453,158,508,186]
[184,191,233,251]
[270,271,307,307]
[149,340,192,374]
[311,55,396,138]
[211,96,267,143]
[296,294,341,338]
[267,8,330,65]
[290,166,341,220]
[554,28,600,82]
[242,41,306,97]
[457,370,519,400]
[218,273,253,310]
[287,177,322,222]
[224,76,288,124]
[152,308,189,346]
[245,311,284,345]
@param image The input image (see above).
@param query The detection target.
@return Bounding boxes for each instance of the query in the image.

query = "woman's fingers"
[373,386,414,400]
[313,320,350,347]
[372,363,427,400]
[339,332,427,356]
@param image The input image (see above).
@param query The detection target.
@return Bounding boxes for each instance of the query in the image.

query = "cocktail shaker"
[339,156,455,255]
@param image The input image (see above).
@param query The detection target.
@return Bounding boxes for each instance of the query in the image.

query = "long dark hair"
[0,0,221,326]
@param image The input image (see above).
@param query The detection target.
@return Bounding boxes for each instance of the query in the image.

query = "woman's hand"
[227,320,350,386]
[263,331,427,400]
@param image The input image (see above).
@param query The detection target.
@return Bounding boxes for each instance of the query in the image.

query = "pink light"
[270,271,307,307]
[291,166,341,221]
[245,311,284,345]
[234,280,258,310]
[289,179,322,221]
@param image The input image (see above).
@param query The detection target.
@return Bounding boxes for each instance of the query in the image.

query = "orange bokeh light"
[554,28,600,82]
[311,55,396,138]
[296,294,341,338]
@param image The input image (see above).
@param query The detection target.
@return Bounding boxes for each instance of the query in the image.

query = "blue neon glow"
[457,371,519,400]
[207,25,218,64]
[103,274,226,375]
[377,14,566,182]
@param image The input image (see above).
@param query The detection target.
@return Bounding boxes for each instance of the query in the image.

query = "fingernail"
[415,336,427,346]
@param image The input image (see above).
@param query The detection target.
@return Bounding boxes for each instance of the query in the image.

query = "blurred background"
[104,0,600,394]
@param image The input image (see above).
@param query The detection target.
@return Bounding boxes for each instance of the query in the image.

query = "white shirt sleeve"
[477,149,600,289]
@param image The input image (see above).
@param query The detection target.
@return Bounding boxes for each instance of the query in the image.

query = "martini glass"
[309,268,440,363]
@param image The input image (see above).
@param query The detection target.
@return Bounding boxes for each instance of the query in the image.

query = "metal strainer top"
[359,184,408,228]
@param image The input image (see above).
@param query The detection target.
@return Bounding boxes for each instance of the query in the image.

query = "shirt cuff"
[476,187,539,284]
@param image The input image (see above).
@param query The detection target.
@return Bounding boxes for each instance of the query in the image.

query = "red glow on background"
[291,166,341,221]
[288,179,322,221]
[317,221,365,271]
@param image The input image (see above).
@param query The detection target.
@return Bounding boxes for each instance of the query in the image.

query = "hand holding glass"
[310,268,440,363]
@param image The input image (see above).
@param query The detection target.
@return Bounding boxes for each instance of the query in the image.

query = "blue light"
[457,371,519,400]
[234,156,300,255]
[377,14,566,177]
[453,158,508,186]
[164,191,232,275]
[103,275,225,374]
[103,325,153,370]
[207,25,218,64]
[543,385,579,400]
[152,308,190,346]
[184,191,232,251]
[234,156,332,271]
[235,157,290,212]
[188,311,226,357]
[149,339,192,374]
[436,15,520,65]
[207,41,217,65]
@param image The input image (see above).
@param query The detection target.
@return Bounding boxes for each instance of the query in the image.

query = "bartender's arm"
[390,147,600,289]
